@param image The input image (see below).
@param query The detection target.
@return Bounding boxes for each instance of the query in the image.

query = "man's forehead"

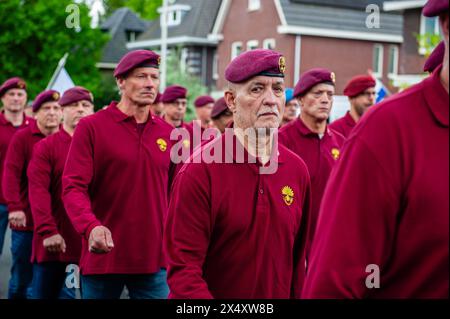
[247,76,285,85]
[5,88,27,94]
[310,83,335,92]
[131,67,160,75]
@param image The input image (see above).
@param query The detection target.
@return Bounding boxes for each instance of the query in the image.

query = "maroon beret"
[32,90,60,112]
[194,95,215,108]
[343,75,376,98]
[424,41,445,73]
[294,68,336,97]
[114,50,160,78]
[153,92,162,104]
[0,77,27,97]
[225,49,286,83]
[423,0,449,17]
[211,97,229,119]
[59,86,93,107]
[161,85,187,103]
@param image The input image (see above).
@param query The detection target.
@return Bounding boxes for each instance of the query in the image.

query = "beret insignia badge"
[18,81,25,89]
[330,72,336,84]
[52,92,60,100]
[279,56,286,74]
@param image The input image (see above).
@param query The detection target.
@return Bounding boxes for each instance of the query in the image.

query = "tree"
[0,0,109,108]
[103,0,162,20]
[166,47,209,122]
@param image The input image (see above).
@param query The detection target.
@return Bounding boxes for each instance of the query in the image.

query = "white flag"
[47,53,75,95]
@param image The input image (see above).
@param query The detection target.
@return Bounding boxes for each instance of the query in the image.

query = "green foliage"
[416,32,442,57]
[0,0,109,108]
[104,0,162,20]
[166,47,208,122]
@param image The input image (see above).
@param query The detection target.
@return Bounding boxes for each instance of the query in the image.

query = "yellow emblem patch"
[282,186,294,206]
[330,72,336,84]
[52,92,60,100]
[331,148,340,160]
[157,138,168,152]
[279,56,286,74]
[182,139,190,149]
[18,81,25,89]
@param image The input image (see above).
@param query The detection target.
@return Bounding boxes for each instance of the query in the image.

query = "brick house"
[211,0,408,94]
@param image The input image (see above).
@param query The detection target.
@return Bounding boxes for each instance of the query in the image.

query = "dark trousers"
[31,262,78,299]
[8,230,33,299]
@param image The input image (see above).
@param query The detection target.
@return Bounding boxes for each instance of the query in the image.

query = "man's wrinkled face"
[299,83,335,121]
[226,76,285,131]
[350,87,376,117]
[35,101,62,130]
[1,89,27,113]
[283,99,299,122]
[63,100,94,129]
[164,99,187,123]
[117,67,160,107]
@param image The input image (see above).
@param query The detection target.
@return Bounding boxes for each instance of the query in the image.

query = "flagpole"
[47,53,69,90]
[160,0,169,92]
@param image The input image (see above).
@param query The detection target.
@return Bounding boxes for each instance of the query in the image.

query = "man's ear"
[116,77,125,92]
[224,90,237,113]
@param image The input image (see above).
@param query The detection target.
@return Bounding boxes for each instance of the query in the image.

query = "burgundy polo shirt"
[165,133,312,299]
[28,129,81,264]
[62,102,174,275]
[279,118,345,244]
[329,111,357,139]
[2,120,46,231]
[0,113,33,205]
[302,66,449,298]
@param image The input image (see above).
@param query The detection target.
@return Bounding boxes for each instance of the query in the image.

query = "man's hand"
[43,234,66,253]
[88,226,114,254]
[9,211,26,228]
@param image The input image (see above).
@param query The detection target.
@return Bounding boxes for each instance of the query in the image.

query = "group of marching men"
[0,0,448,299]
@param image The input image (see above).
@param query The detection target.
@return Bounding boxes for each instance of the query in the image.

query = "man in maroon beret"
[150,92,164,117]
[28,86,94,299]
[62,50,173,299]
[279,68,344,254]
[302,0,449,298]
[161,85,189,129]
[211,97,233,134]
[193,95,215,130]
[424,41,445,73]
[0,77,33,260]
[330,75,376,138]
[3,90,62,299]
[165,49,312,299]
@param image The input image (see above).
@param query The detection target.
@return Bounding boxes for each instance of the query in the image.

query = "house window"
[167,10,182,26]
[231,42,243,60]
[373,44,384,78]
[248,0,261,11]
[388,45,399,76]
[247,40,259,51]
[263,39,276,50]
[419,16,441,54]
[126,31,137,42]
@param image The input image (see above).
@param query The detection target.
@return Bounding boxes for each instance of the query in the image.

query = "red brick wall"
[217,0,295,89]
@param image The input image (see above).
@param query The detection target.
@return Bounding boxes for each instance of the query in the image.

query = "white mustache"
[257,109,280,118]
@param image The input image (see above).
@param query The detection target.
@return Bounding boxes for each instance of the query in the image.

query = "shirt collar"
[344,111,357,127]
[30,119,45,136]
[295,117,332,138]
[59,128,72,142]
[423,65,449,127]
[224,127,285,166]
[0,112,30,128]
[108,101,155,124]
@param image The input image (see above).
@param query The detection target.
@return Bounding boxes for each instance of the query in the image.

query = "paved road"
[0,228,12,299]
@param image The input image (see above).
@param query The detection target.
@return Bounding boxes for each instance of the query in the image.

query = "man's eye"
[252,87,262,93]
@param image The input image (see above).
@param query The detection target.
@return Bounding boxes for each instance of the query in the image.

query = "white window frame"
[388,45,399,77]
[167,10,182,27]
[373,44,384,79]
[248,0,261,11]
[419,16,440,55]
[231,41,243,60]
[247,40,259,51]
[213,52,219,80]
[263,38,276,50]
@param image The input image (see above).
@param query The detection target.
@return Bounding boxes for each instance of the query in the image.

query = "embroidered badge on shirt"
[331,148,340,160]
[282,186,294,206]
[182,139,190,149]
[157,138,168,152]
